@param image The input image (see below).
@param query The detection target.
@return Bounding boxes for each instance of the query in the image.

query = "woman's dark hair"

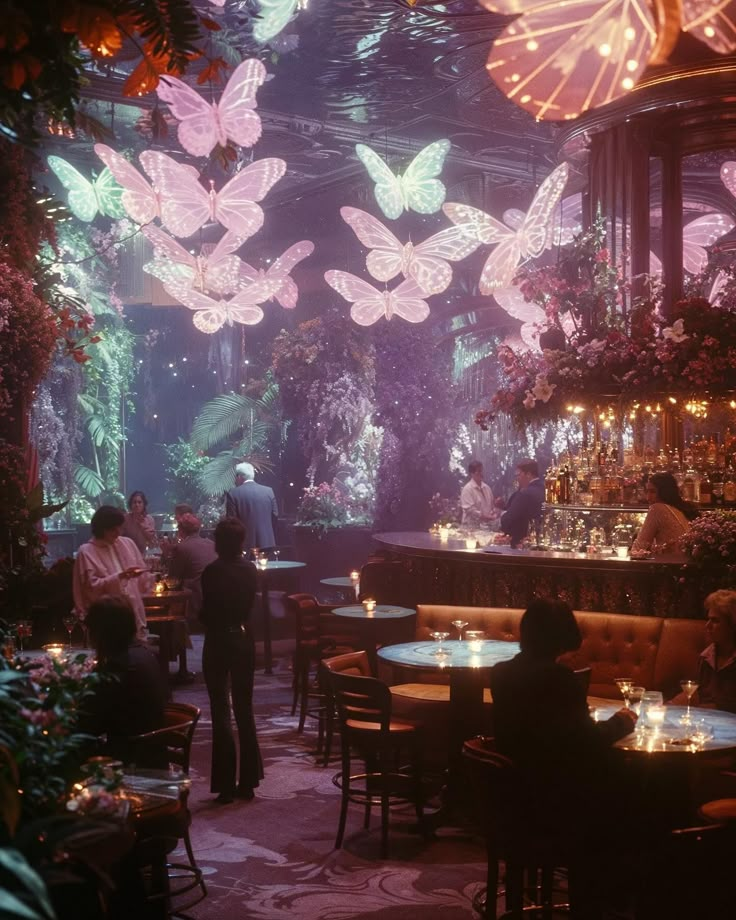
[468,460,483,476]
[91,505,126,538]
[127,490,148,512]
[649,472,698,521]
[86,596,136,657]
[520,598,582,658]
[215,518,245,561]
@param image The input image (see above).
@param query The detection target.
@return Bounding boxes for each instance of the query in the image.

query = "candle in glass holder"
[615,545,629,559]
[43,643,65,660]
[466,630,485,652]
[257,556,268,571]
[439,526,450,543]
[362,598,376,616]
[465,537,477,550]
[647,705,666,730]
[154,581,165,597]
[349,570,360,584]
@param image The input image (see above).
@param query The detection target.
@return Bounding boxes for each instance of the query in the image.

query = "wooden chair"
[320,650,373,766]
[128,702,206,916]
[327,668,427,858]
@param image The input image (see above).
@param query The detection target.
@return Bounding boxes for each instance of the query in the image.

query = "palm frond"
[73,464,105,499]
[77,393,106,418]
[233,421,271,456]
[190,392,264,452]
[197,450,274,498]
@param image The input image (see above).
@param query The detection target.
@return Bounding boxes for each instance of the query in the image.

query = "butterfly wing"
[142,224,194,266]
[239,261,261,284]
[482,0,657,121]
[355,144,404,220]
[401,139,451,215]
[163,282,227,333]
[479,236,523,292]
[92,168,126,219]
[267,240,314,308]
[325,269,387,326]
[157,76,218,157]
[48,156,97,222]
[388,278,430,323]
[94,144,159,225]
[549,192,583,247]
[519,162,570,259]
[681,213,735,275]
[340,207,403,282]
[214,157,286,237]
[681,0,736,54]
[442,202,513,246]
[140,150,210,238]
[253,0,298,43]
[218,58,267,150]
[225,281,274,325]
[410,226,479,294]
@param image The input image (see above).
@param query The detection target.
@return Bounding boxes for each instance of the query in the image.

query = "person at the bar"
[460,460,495,526]
[121,490,158,554]
[630,471,696,556]
[496,458,544,547]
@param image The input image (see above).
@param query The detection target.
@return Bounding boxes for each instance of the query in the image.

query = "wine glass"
[627,686,645,714]
[451,619,469,640]
[679,679,699,725]
[430,630,450,653]
[62,613,77,651]
[273,548,281,563]
[16,619,32,652]
[615,678,634,708]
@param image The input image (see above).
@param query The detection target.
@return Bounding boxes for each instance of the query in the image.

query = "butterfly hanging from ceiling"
[253,0,309,44]
[340,207,479,295]
[480,0,736,122]
[239,240,315,308]
[649,213,735,277]
[47,156,126,222]
[325,270,430,326]
[494,285,577,352]
[355,140,451,220]
[142,224,245,295]
[163,277,278,334]
[138,150,286,238]
[157,58,267,157]
[443,162,569,291]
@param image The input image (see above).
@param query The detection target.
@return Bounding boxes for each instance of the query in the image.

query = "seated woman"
[82,596,168,767]
[631,471,697,556]
[121,490,158,554]
[167,513,216,624]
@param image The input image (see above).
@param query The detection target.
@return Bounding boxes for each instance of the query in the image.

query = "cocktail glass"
[451,619,469,640]
[430,630,450,653]
[16,619,32,652]
[62,613,78,651]
[615,678,634,708]
[679,679,699,725]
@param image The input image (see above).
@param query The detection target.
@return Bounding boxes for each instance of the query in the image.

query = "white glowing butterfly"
[340,206,478,296]
[355,140,451,220]
[139,151,286,239]
[239,240,314,308]
[142,225,244,295]
[157,59,267,158]
[47,156,125,222]
[443,162,569,291]
[325,270,430,326]
[481,0,736,122]
[649,214,735,277]
[163,278,277,334]
[548,192,583,248]
[494,284,577,352]
[253,0,308,44]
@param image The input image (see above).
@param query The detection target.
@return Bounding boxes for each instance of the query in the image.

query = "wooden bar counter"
[371,532,702,617]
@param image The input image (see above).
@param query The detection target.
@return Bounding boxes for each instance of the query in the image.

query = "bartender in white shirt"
[460,460,496,526]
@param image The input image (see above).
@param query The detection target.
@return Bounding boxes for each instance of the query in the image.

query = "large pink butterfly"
[443,162,569,291]
[325,270,430,326]
[339,207,478,296]
[94,143,197,227]
[163,277,277,334]
[142,225,245,295]
[494,285,577,352]
[481,1,736,121]
[240,240,314,309]
[157,59,267,157]
[139,151,286,239]
[649,214,735,277]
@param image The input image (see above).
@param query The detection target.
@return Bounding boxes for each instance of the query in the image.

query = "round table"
[335,605,416,668]
[257,560,306,674]
[320,576,359,604]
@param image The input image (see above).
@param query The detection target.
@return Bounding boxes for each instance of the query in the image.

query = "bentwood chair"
[327,668,427,858]
[128,702,206,916]
[320,650,374,766]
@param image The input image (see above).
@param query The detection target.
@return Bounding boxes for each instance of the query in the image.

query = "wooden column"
[660,147,683,317]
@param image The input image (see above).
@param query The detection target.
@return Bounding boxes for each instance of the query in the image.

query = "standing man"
[460,460,496,526]
[225,462,278,553]
[498,459,545,548]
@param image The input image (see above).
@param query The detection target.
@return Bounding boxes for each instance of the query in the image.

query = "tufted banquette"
[384,605,707,702]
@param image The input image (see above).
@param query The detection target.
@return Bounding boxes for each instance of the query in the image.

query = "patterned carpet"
[177,636,488,920]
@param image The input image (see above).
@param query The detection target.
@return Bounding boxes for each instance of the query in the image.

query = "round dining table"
[335,605,416,668]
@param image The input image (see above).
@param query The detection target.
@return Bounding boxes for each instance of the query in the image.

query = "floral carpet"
[178,637,487,920]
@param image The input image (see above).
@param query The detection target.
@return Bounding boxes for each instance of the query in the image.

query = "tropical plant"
[161,439,209,509]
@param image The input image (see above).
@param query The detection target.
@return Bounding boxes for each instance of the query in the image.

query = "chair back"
[322,650,372,677]
[129,702,200,773]
[328,670,393,736]
[285,593,323,645]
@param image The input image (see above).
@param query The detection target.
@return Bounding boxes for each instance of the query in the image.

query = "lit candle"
[439,526,450,543]
[647,705,666,729]
[349,570,360,584]
[615,545,629,559]
[466,631,485,652]
[154,581,165,596]
[362,598,376,615]
[43,644,65,659]
[465,537,477,550]
[257,556,268,571]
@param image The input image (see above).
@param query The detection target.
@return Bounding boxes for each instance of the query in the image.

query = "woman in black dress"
[201,518,263,804]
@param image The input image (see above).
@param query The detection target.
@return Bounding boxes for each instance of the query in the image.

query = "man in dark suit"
[498,458,545,547]
[225,462,278,552]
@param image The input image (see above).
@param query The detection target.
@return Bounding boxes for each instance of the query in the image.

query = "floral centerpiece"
[681,511,736,588]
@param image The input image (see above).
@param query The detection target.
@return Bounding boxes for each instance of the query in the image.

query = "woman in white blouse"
[631,472,697,556]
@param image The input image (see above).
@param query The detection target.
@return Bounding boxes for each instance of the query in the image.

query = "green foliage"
[161,440,208,508]
[0,848,55,920]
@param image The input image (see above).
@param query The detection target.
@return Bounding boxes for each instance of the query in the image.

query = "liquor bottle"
[724,465,736,506]
[682,467,697,502]
[707,437,717,464]
[558,466,571,504]
[700,467,712,507]
[712,468,724,506]
[545,467,558,504]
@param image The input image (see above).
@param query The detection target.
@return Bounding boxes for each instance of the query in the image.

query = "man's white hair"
[235,462,255,480]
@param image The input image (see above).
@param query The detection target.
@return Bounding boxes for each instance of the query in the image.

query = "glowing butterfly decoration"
[142,225,244,294]
[139,151,286,239]
[340,206,479,296]
[443,162,569,291]
[481,1,736,122]
[157,59,267,157]
[47,156,126,222]
[548,193,583,248]
[649,214,735,277]
[163,278,277,334]
[239,240,315,308]
[254,0,308,43]
[494,285,576,352]
[325,270,430,326]
[355,140,451,220]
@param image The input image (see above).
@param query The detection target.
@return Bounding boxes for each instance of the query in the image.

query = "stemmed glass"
[615,678,634,708]
[273,548,280,563]
[62,613,78,651]
[430,630,450,653]
[451,619,469,640]
[16,619,32,652]
[679,679,699,725]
